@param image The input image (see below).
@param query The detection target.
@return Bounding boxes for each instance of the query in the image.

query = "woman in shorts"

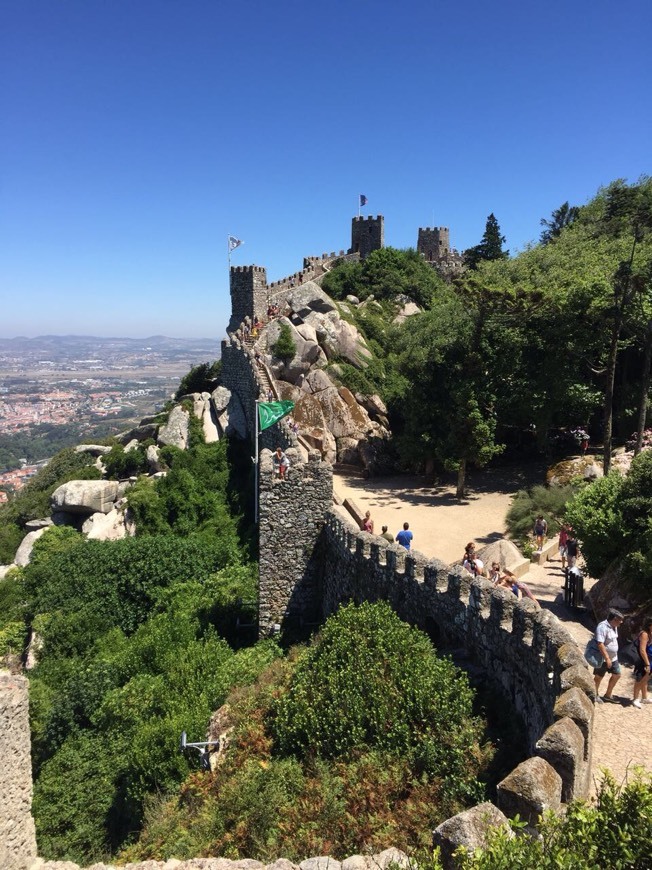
[632,619,652,709]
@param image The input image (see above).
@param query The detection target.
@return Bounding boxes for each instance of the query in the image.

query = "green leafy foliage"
[124,605,491,864]
[456,772,652,870]
[272,602,484,793]
[175,360,222,400]
[0,446,101,562]
[270,323,297,362]
[463,213,509,269]
[103,443,148,478]
[323,247,445,309]
[565,450,652,585]
[506,484,580,545]
[127,440,237,540]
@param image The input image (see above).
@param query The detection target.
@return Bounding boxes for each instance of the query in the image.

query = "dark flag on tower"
[359,194,368,207]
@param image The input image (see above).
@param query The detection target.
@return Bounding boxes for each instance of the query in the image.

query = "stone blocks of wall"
[0,672,37,870]
[417,226,451,262]
[258,448,333,636]
[229,265,268,332]
[350,216,384,260]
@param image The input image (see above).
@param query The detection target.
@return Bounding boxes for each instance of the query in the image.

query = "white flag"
[228,235,243,252]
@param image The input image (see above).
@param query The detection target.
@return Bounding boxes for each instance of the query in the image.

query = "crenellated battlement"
[352,214,383,222]
[230,264,266,274]
[319,509,595,809]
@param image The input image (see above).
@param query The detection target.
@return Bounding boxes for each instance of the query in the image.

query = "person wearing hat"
[593,609,625,703]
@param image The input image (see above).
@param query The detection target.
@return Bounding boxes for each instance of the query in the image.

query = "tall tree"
[600,180,652,474]
[540,201,580,244]
[397,301,503,497]
[463,213,509,269]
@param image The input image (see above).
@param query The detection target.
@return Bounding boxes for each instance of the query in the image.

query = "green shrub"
[271,324,296,362]
[506,484,579,545]
[564,473,626,577]
[272,602,484,794]
[175,360,221,401]
[456,772,652,869]
[103,444,148,479]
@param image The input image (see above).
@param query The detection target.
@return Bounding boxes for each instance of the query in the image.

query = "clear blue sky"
[2,0,650,340]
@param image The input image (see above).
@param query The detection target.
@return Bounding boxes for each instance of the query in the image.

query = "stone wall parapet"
[320,509,595,814]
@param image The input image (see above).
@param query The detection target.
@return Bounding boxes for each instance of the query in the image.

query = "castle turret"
[417,226,450,263]
[350,215,384,260]
[228,265,268,333]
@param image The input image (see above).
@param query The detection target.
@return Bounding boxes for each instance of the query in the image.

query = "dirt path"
[334,469,652,794]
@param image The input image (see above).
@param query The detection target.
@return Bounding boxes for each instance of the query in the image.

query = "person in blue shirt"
[396,522,413,550]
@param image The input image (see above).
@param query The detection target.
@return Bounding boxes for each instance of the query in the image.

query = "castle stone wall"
[0,673,37,870]
[229,265,268,332]
[350,215,384,259]
[221,335,294,453]
[319,512,594,798]
[258,447,333,635]
[417,226,450,261]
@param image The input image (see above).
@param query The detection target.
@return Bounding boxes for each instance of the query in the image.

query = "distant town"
[0,335,219,497]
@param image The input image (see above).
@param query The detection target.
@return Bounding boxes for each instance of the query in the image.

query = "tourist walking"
[566,532,579,568]
[592,609,625,703]
[558,523,570,569]
[273,446,290,480]
[534,515,548,552]
[381,525,394,543]
[396,522,413,550]
[632,619,652,708]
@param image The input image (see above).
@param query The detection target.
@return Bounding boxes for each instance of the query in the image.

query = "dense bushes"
[506,484,579,546]
[125,603,490,864]
[0,446,100,562]
[454,772,652,869]
[273,602,483,795]
[127,440,236,539]
[566,450,652,585]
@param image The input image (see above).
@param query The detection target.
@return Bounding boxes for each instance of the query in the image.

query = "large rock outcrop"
[50,480,122,516]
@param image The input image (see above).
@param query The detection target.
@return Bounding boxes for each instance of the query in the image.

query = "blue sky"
[2,0,650,340]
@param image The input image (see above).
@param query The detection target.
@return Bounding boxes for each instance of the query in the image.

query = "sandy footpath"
[333,465,536,564]
[334,467,652,794]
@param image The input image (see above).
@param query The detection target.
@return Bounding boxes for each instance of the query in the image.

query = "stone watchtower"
[350,215,384,260]
[228,265,268,333]
[417,226,450,263]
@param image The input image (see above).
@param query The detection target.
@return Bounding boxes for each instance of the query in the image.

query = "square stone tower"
[417,226,450,263]
[228,265,268,333]
[350,215,384,260]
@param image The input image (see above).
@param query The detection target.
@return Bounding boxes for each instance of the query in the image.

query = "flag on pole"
[359,194,367,207]
[258,400,295,432]
[228,235,243,252]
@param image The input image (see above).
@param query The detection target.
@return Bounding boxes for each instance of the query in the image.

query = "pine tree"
[463,213,509,269]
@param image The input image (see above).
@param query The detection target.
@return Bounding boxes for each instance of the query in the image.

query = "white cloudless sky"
[1,0,650,339]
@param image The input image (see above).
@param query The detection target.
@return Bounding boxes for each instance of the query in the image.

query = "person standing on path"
[558,523,570,569]
[593,609,625,703]
[566,532,579,568]
[632,619,652,708]
[381,525,394,543]
[396,522,413,550]
[534,515,548,552]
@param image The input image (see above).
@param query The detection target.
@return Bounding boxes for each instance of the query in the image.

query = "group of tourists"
[586,610,652,709]
[463,541,539,605]
[361,513,413,550]
[355,504,652,713]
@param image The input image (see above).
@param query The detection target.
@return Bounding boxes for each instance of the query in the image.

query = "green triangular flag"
[258,400,295,432]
